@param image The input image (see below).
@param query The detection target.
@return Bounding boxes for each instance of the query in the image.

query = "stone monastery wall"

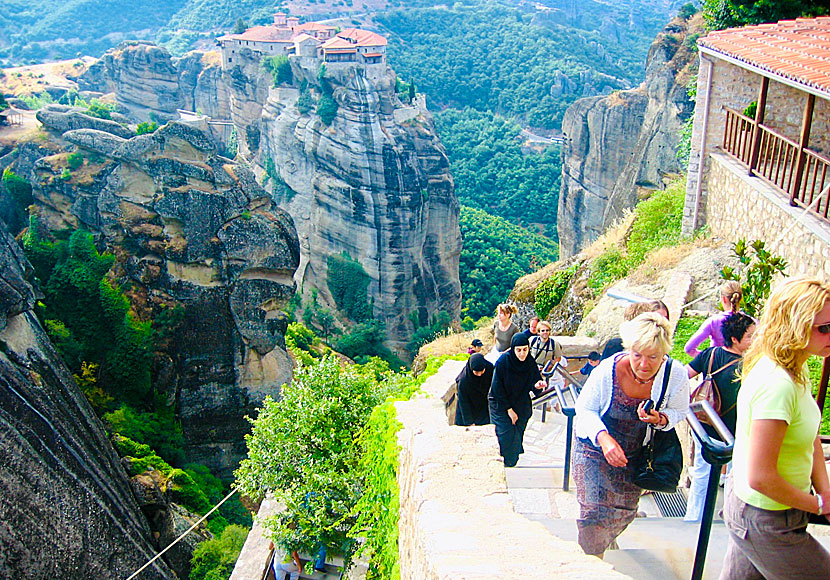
[705,152,830,279]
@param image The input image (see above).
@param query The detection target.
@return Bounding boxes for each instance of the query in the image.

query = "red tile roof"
[321,37,356,51]
[294,22,336,33]
[699,17,830,96]
[230,25,293,43]
[337,27,388,47]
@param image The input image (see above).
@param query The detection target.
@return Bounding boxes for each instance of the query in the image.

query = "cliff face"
[226,50,462,353]
[557,16,700,258]
[80,42,230,123]
[19,106,300,477]
[0,222,173,579]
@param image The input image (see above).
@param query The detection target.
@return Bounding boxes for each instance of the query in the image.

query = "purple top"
[684,312,731,356]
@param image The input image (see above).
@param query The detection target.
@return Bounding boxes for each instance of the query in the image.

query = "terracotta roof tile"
[699,17,830,94]
[337,27,388,47]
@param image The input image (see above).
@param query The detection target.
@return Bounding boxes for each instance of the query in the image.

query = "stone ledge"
[396,361,630,579]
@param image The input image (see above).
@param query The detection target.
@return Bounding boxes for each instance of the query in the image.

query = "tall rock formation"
[80,41,230,123]
[225,48,462,354]
[0,222,174,579]
[557,15,701,257]
[14,106,300,478]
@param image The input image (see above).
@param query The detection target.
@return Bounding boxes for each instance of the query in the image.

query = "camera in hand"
[643,399,655,414]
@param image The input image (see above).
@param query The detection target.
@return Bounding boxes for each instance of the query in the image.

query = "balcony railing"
[723,107,830,222]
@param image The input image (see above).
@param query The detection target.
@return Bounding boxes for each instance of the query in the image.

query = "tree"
[235,357,395,558]
[233,18,248,34]
[703,0,830,29]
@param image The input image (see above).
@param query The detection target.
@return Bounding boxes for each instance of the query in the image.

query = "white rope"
[125,486,239,580]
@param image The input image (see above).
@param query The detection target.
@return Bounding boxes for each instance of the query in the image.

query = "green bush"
[317,93,338,126]
[189,525,248,580]
[136,121,159,135]
[297,87,314,114]
[327,252,372,322]
[67,152,84,170]
[104,403,184,464]
[720,239,787,318]
[263,55,293,86]
[335,320,403,367]
[87,99,114,120]
[534,263,578,319]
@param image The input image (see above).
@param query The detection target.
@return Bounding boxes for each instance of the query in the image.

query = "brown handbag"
[690,347,740,425]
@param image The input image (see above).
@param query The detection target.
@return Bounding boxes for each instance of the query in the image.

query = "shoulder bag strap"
[655,358,673,411]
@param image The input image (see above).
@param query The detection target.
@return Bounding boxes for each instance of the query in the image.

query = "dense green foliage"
[235,356,406,559]
[587,177,686,293]
[86,99,115,119]
[379,3,665,128]
[24,224,153,406]
[189,525,249,580]
[263,55,293,86]
[434,108,561,230]
[136,121,159,135]
[703,0,830,30]
[327,252,372,322]
[334,320,403,367]
[1,168,33,233]
[317,93,339,126]
[720,239,788,318]
[459,206,558,320]
[104,403,185,464]
[534,263,578,319]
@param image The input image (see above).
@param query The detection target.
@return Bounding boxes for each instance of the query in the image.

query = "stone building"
[217,13,386,67]
[683,17,830,280]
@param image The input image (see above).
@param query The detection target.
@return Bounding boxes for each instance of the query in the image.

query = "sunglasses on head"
[816,322,830,335]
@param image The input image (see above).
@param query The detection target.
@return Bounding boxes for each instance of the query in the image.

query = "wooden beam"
[749,76,769,175]
[791,93,816,206]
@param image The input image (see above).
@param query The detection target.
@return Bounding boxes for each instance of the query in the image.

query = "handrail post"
[748,77,769,175]
[791,93,816,206]
[563,410,574,492]
[691,462,722,580]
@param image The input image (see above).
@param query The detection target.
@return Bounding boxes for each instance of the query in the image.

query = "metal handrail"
[686,400,735,580]
[531,362,585,491]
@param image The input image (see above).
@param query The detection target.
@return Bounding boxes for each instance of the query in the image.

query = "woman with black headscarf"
[455,353,494,426]
[488,333,547,467]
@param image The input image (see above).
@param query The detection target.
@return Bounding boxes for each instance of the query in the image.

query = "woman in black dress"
[455,353,494,426]
[488,333,547,467]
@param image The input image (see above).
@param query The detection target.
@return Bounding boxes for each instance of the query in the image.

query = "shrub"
[534,263,578,319]
[317,93,338,126]
[189,525,248,580]
[104,403,184,464]
[327,252,372,322]
[297,87,314,114]
[263,55,293,86]
[245,125,260,152]
[67,151,84,170]
[87,99,114,120]
[136,121,159,135]
[720,239,787,318]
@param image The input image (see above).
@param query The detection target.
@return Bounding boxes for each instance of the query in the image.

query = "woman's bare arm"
[747,419,829,513]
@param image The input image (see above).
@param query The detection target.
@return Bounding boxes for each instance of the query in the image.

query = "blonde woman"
[574,312,689,557]
[685,281,744,357]
[720,277,830,579]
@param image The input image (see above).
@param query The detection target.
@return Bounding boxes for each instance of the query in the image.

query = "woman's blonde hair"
[623,299,669,321]
[743,276,830,387]
[497,303,517,317]
[720,280,743,314]
[620,312,673,355]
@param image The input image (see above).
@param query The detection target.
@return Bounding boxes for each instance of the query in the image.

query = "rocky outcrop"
[225,50,462,353]
[22,106,300,478]
[557,15,701,258]
[80,42,230,123]
[0,222,174,579]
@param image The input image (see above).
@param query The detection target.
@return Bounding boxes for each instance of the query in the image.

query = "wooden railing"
[723,107,830,222]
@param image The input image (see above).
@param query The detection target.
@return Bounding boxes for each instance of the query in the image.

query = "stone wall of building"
[705,152,830,279]
[395,361,629,579]
[683,54,830,235]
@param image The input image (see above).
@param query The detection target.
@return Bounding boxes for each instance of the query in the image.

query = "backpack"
[690,347,740,425]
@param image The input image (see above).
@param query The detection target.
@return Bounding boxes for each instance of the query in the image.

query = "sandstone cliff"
[226,49,462,353]
[15,106,300,478]
[557,15,701,258]
[0,221,174,579]
[80,42,230,123]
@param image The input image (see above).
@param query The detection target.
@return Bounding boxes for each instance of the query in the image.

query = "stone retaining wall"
[395,360,629,579]
[705,152,830,279]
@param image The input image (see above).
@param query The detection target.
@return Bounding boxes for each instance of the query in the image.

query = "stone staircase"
[508,408,830,579]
